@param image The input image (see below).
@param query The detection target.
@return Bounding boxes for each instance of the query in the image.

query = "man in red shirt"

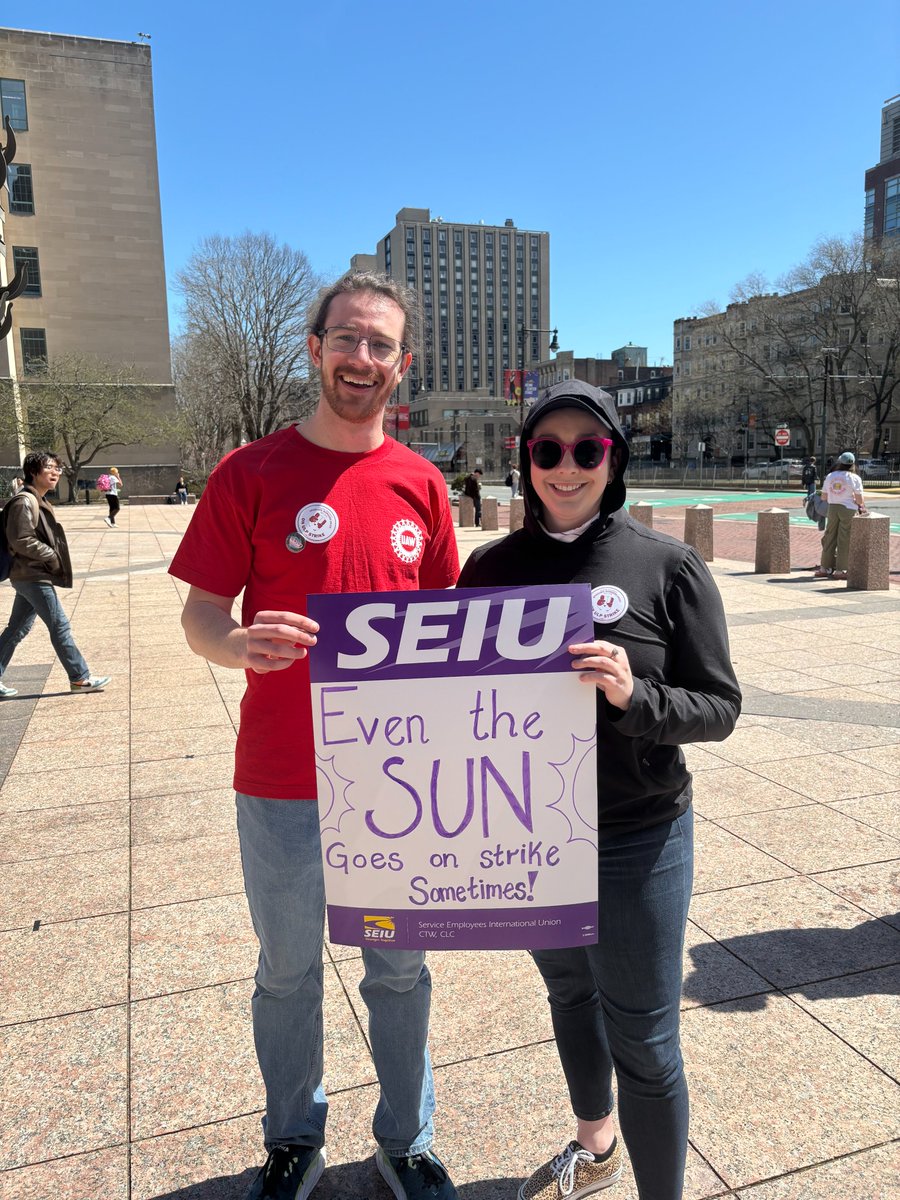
[170,274,459,1200]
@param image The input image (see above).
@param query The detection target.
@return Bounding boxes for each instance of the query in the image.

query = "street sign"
[774,428,790,446]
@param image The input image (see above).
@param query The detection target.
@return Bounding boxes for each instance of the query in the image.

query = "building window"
[0,78,28,130]
[865,187,875,240]
[884,176,900,235]
[20,327,47,373]
[12,246,42,296]
[8,163,34,214]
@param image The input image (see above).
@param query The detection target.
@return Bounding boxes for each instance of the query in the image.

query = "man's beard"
[319,373,389,425]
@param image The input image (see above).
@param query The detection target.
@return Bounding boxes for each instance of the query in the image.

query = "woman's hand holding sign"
[247,610,319,674]
[569,640,633,710]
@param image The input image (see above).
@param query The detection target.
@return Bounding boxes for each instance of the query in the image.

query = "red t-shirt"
[168,427,459,798]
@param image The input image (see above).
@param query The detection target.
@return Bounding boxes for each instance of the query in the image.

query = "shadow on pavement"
[684,917,900,1012]
[147,1163,524,1199]
[148,1168,255,1199]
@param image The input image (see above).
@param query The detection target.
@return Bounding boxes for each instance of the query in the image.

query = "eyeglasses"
[318,326,406,364]
[527,435,614,471]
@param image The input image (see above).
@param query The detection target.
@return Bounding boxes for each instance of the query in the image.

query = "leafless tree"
[170,331,239,486]
[176,232,323,443]
[700,236,900,459]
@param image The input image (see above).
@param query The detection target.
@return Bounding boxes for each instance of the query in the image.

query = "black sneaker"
[246,1144,325,1199]
[375,1148,458,1199]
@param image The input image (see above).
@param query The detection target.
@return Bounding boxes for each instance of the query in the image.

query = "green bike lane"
[630,490,900,535]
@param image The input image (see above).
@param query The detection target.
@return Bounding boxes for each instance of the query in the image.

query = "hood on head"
[519,379,630,533]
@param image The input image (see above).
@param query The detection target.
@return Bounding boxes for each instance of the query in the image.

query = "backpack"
[505,472,513,487]
[0,499,15,582]
[0,493,35,582]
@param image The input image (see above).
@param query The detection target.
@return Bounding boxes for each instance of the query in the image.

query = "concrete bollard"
[683,505,714,561]
[848,512,890,590]
[629,501,654,528]
[481,496,499,531]
[755,508,791,574]
[458,495,475,528]
[509,496,525,532]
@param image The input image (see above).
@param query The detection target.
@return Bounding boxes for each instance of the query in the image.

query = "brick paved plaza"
[1,499,898,1199]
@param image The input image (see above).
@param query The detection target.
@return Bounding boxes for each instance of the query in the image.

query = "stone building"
[672,284,899,466]
[0,27,176,491]
[865,93,900,244]
[351,207,551,409]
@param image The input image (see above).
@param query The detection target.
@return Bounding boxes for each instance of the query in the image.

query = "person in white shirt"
[814,451,867,580]
[104,467,123,528]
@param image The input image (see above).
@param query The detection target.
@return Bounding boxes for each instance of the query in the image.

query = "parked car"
[742,460,801,479]
[856,458,890,479]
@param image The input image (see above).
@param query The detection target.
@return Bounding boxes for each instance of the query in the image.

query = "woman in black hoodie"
[458,382,740,1200]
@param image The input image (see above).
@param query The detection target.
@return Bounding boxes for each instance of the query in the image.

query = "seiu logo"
[337,596,572,670]
[363,915,396,941]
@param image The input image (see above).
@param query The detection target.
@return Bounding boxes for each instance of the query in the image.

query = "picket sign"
[308,585,600,951]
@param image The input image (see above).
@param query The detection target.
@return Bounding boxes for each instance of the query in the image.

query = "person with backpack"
[801,457,818,499]
[0,451,111,698]
[814,451,868,581]
[104,466,124,527]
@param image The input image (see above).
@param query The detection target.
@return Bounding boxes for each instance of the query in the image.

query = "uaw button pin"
[591,585,629,624]
[296,503,339,544]
[285,532,305,553]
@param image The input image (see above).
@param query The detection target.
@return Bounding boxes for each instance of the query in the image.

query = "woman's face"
[529,408,614,533]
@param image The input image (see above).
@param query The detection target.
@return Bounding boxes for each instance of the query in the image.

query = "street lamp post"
[819,350,837,482]
[819,347,866,480]
[518,324,559,432]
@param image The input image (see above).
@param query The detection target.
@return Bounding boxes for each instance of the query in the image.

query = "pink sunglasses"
[527,435,614,471]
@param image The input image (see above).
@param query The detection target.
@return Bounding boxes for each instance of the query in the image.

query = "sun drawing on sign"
[316,754,355,834]
[546,732,598,850]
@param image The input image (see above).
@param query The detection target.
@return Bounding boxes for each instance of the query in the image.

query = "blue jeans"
[531,810,694,1200]
[0,579,90,683]
[235,793,436,1154]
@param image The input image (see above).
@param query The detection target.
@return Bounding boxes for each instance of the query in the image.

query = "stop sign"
[774,428,790,446]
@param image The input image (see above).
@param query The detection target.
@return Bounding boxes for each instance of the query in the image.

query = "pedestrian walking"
[815,451,867,580]
[463,468,483,526]
[0,451,111,698]
[169,272,460,1200]
[510,464,520,498]
[104,467,123,526]
[801,456,817,498]
[459,381,741,1200]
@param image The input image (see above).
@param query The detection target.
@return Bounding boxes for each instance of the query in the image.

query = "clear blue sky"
[14,0,900,365]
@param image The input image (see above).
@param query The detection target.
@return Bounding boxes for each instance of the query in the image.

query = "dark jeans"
[106,493,120,524]
[531,809,693,1200]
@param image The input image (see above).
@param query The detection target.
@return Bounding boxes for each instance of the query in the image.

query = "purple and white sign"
[307,585,599,951]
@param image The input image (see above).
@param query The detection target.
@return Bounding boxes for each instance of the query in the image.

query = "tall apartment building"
[351,207,551,408]
[0,27,176,484]
[864,93,900,242]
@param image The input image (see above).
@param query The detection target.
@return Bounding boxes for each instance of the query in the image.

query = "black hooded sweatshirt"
[458,380,741,840]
